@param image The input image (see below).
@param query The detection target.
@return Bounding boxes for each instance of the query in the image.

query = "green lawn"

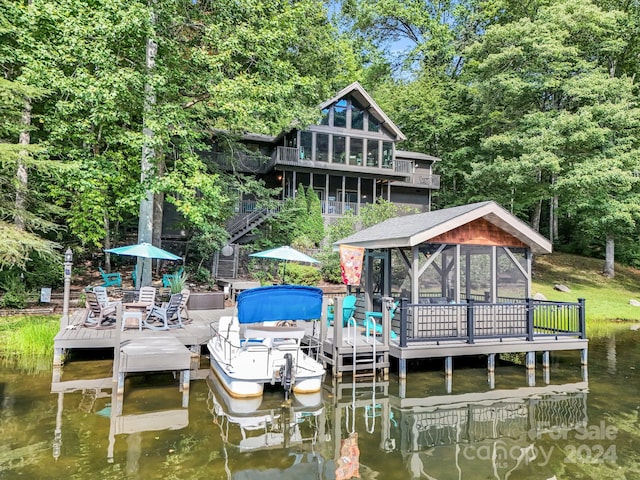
[532,252,640,336]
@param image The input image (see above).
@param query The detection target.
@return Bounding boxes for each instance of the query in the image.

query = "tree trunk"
[104,212,112,272]
[552,195,558,242]
[16,99,31,231]
[152,157,165,275]
[603,234,615,278]
[531,199,541,232]
[137,15,157,288]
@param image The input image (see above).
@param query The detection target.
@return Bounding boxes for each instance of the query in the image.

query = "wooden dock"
[52,306,234,393]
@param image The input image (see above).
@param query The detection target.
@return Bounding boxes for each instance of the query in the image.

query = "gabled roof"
[335,201,552,254]
[319,82,406,141]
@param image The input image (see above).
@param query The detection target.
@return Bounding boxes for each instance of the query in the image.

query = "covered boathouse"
[334,200,588,379]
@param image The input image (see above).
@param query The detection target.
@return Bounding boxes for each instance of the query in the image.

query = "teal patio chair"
[162,267,184,288]
[131,265,137,288]
[363,300,399,340]
[99,267,122,288]
[327,295,357,326]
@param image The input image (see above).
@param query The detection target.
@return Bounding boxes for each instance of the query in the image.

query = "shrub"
[0,274,31,309]
[279,263,321,286]
[191,266,215,290]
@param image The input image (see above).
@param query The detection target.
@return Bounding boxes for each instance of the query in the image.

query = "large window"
[320,107,330,125]
[300,131,312,160]
[333,136,346,164]
[350,138,363,165]
[334,99,347,128]
[382,142,393,168]
[350,98,364,130]
[368,115,381,132]
[316,133,329,162]
[366,139,379,167]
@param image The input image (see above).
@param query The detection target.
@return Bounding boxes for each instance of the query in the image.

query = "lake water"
[2,331,639,479]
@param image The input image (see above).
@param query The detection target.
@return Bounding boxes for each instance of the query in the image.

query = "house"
[209,82,441,245]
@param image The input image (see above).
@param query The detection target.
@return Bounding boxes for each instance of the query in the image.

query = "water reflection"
[206,374,327,479]
[45,368,592,479]
[9,332,640,478]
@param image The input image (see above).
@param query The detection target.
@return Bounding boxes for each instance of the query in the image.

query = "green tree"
[305,186,325,246]
[461,0,640,276]
[319,199,407,283]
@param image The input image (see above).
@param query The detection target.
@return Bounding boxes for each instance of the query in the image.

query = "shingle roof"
[335,201,552,254]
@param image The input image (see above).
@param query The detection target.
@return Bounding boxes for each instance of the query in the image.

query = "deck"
[53,294,588,389]
[53,308,225,350]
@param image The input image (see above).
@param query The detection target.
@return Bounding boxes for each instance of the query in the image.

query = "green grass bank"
[533,252,640,336]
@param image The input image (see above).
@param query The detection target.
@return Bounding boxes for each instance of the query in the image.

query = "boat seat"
[246,324,304,349]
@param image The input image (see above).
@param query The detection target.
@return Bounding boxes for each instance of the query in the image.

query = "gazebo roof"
[335,201,552,254]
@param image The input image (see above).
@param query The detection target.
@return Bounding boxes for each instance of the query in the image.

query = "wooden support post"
[398,359,407,379]
[445,375,452,394]
[542,351,550,368]
[578,298,586,338]
[189,345,199,371]
[181,369,190,408]
[526,352,535,387]
[487,353,495,373]
[526,352,535,370]
[488,370,495,390]
[527,369,535,387]
[112,303,123,384]
[52,347,64,384]
[116,372,125,415]
[526,298,534,342]
[445,356,453,377]
[581,348,588,365]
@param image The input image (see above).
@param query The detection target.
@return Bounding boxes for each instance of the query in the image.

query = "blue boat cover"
[237,285,323,324]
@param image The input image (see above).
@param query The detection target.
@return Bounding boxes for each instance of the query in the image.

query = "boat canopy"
[237,285,323,324]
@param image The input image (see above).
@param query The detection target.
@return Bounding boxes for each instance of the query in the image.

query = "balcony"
[274,147,440,189]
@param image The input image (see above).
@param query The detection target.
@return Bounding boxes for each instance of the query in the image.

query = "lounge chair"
[137,286,156,312]
[98,267,122,288]
[327,295,357,326]
[144,293,183,330]
[93,286,121,308]
[84,292,117,329]
[179,288,190,323]
[363,300,399,340]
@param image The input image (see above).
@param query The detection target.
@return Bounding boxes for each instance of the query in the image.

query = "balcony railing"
[273,146,440,189]
[394,159,413,174]
[397,298,586,347]
[276,146,303,165]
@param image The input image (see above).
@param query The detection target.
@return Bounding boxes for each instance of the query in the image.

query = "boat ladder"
[345,315,377,379]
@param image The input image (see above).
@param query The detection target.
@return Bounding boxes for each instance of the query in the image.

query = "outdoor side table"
[122,310,143,331]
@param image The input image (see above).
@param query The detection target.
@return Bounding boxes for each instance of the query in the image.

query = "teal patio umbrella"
[105,242,181,287]
[249,246,319,283]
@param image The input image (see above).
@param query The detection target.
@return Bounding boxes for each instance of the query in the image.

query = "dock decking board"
[54,308,223,350]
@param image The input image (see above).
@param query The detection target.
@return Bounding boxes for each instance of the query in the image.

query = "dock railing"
[398,298,586,347]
